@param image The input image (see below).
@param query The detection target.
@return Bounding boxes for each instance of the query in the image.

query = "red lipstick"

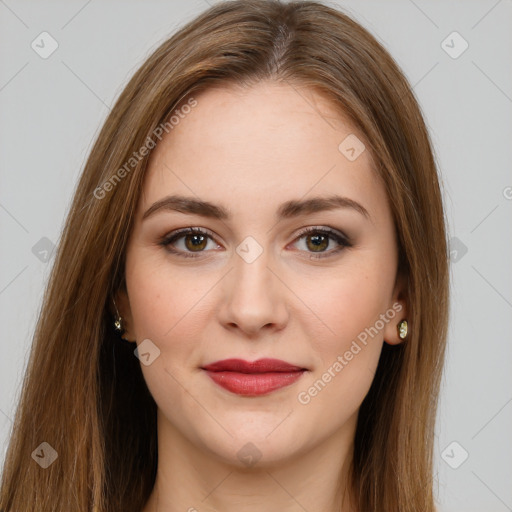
[201,358,307,396]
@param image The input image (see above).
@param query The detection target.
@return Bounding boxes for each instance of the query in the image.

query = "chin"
[195,421,306,469]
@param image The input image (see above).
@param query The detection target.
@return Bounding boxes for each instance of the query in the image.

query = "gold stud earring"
[398,319,408,340]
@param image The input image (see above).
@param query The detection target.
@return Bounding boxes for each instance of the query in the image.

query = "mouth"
[201,358,308,396]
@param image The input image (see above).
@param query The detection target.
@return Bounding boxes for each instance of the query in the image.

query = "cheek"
[125,255,220,401]
[125,259,209,419]
[293,307,382,440]
[292,259,391,412]
[126,250,206,339]
[300,262,390,355]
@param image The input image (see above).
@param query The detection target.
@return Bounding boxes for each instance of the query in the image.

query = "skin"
[116,80,407,512]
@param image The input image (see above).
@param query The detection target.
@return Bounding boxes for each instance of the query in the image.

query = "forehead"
[138,81,387,223]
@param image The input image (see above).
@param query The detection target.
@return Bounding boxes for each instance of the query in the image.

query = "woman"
[0,1,449,511]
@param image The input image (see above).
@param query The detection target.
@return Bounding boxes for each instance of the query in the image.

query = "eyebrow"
[142,194,370,222]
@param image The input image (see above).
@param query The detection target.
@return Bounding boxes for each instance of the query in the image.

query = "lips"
[202,358,305,373]
[201,358,307,396]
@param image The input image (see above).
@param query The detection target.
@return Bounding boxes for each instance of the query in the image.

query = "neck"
[142,411,358,512]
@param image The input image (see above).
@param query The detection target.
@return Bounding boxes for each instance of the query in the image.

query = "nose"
[217,248,289,338]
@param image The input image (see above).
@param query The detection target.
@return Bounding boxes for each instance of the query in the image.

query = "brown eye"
[292,227,351,259]
[160,226,351,260]
[160,228,219,258]
[183,232,208,252]
[305,233,329,252]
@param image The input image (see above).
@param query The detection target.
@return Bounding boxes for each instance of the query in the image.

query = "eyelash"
[159,226,352,260]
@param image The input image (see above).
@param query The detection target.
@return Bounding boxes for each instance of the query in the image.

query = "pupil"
[309,234,327,251]
[186,234,206,250]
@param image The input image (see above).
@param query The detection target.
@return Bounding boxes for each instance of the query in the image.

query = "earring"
[112,298,123,333]
[398,319,408,340]
[112,297,133,342]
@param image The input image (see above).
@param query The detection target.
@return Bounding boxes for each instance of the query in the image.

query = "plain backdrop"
[1,1,511,510]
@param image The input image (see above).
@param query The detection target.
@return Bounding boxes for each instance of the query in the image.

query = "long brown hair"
[0,1,449,510]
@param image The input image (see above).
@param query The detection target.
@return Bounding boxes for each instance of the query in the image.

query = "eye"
[159,226,351,259]
[159,227,220,259]
[290,226,351,259]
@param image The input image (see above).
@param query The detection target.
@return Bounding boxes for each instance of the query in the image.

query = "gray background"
[1,1,511,510]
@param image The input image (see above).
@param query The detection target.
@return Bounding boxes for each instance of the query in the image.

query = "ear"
[383,271,408,346]
[113,284,137,343]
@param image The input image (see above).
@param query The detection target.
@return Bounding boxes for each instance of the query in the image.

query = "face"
[117,80,407,467]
